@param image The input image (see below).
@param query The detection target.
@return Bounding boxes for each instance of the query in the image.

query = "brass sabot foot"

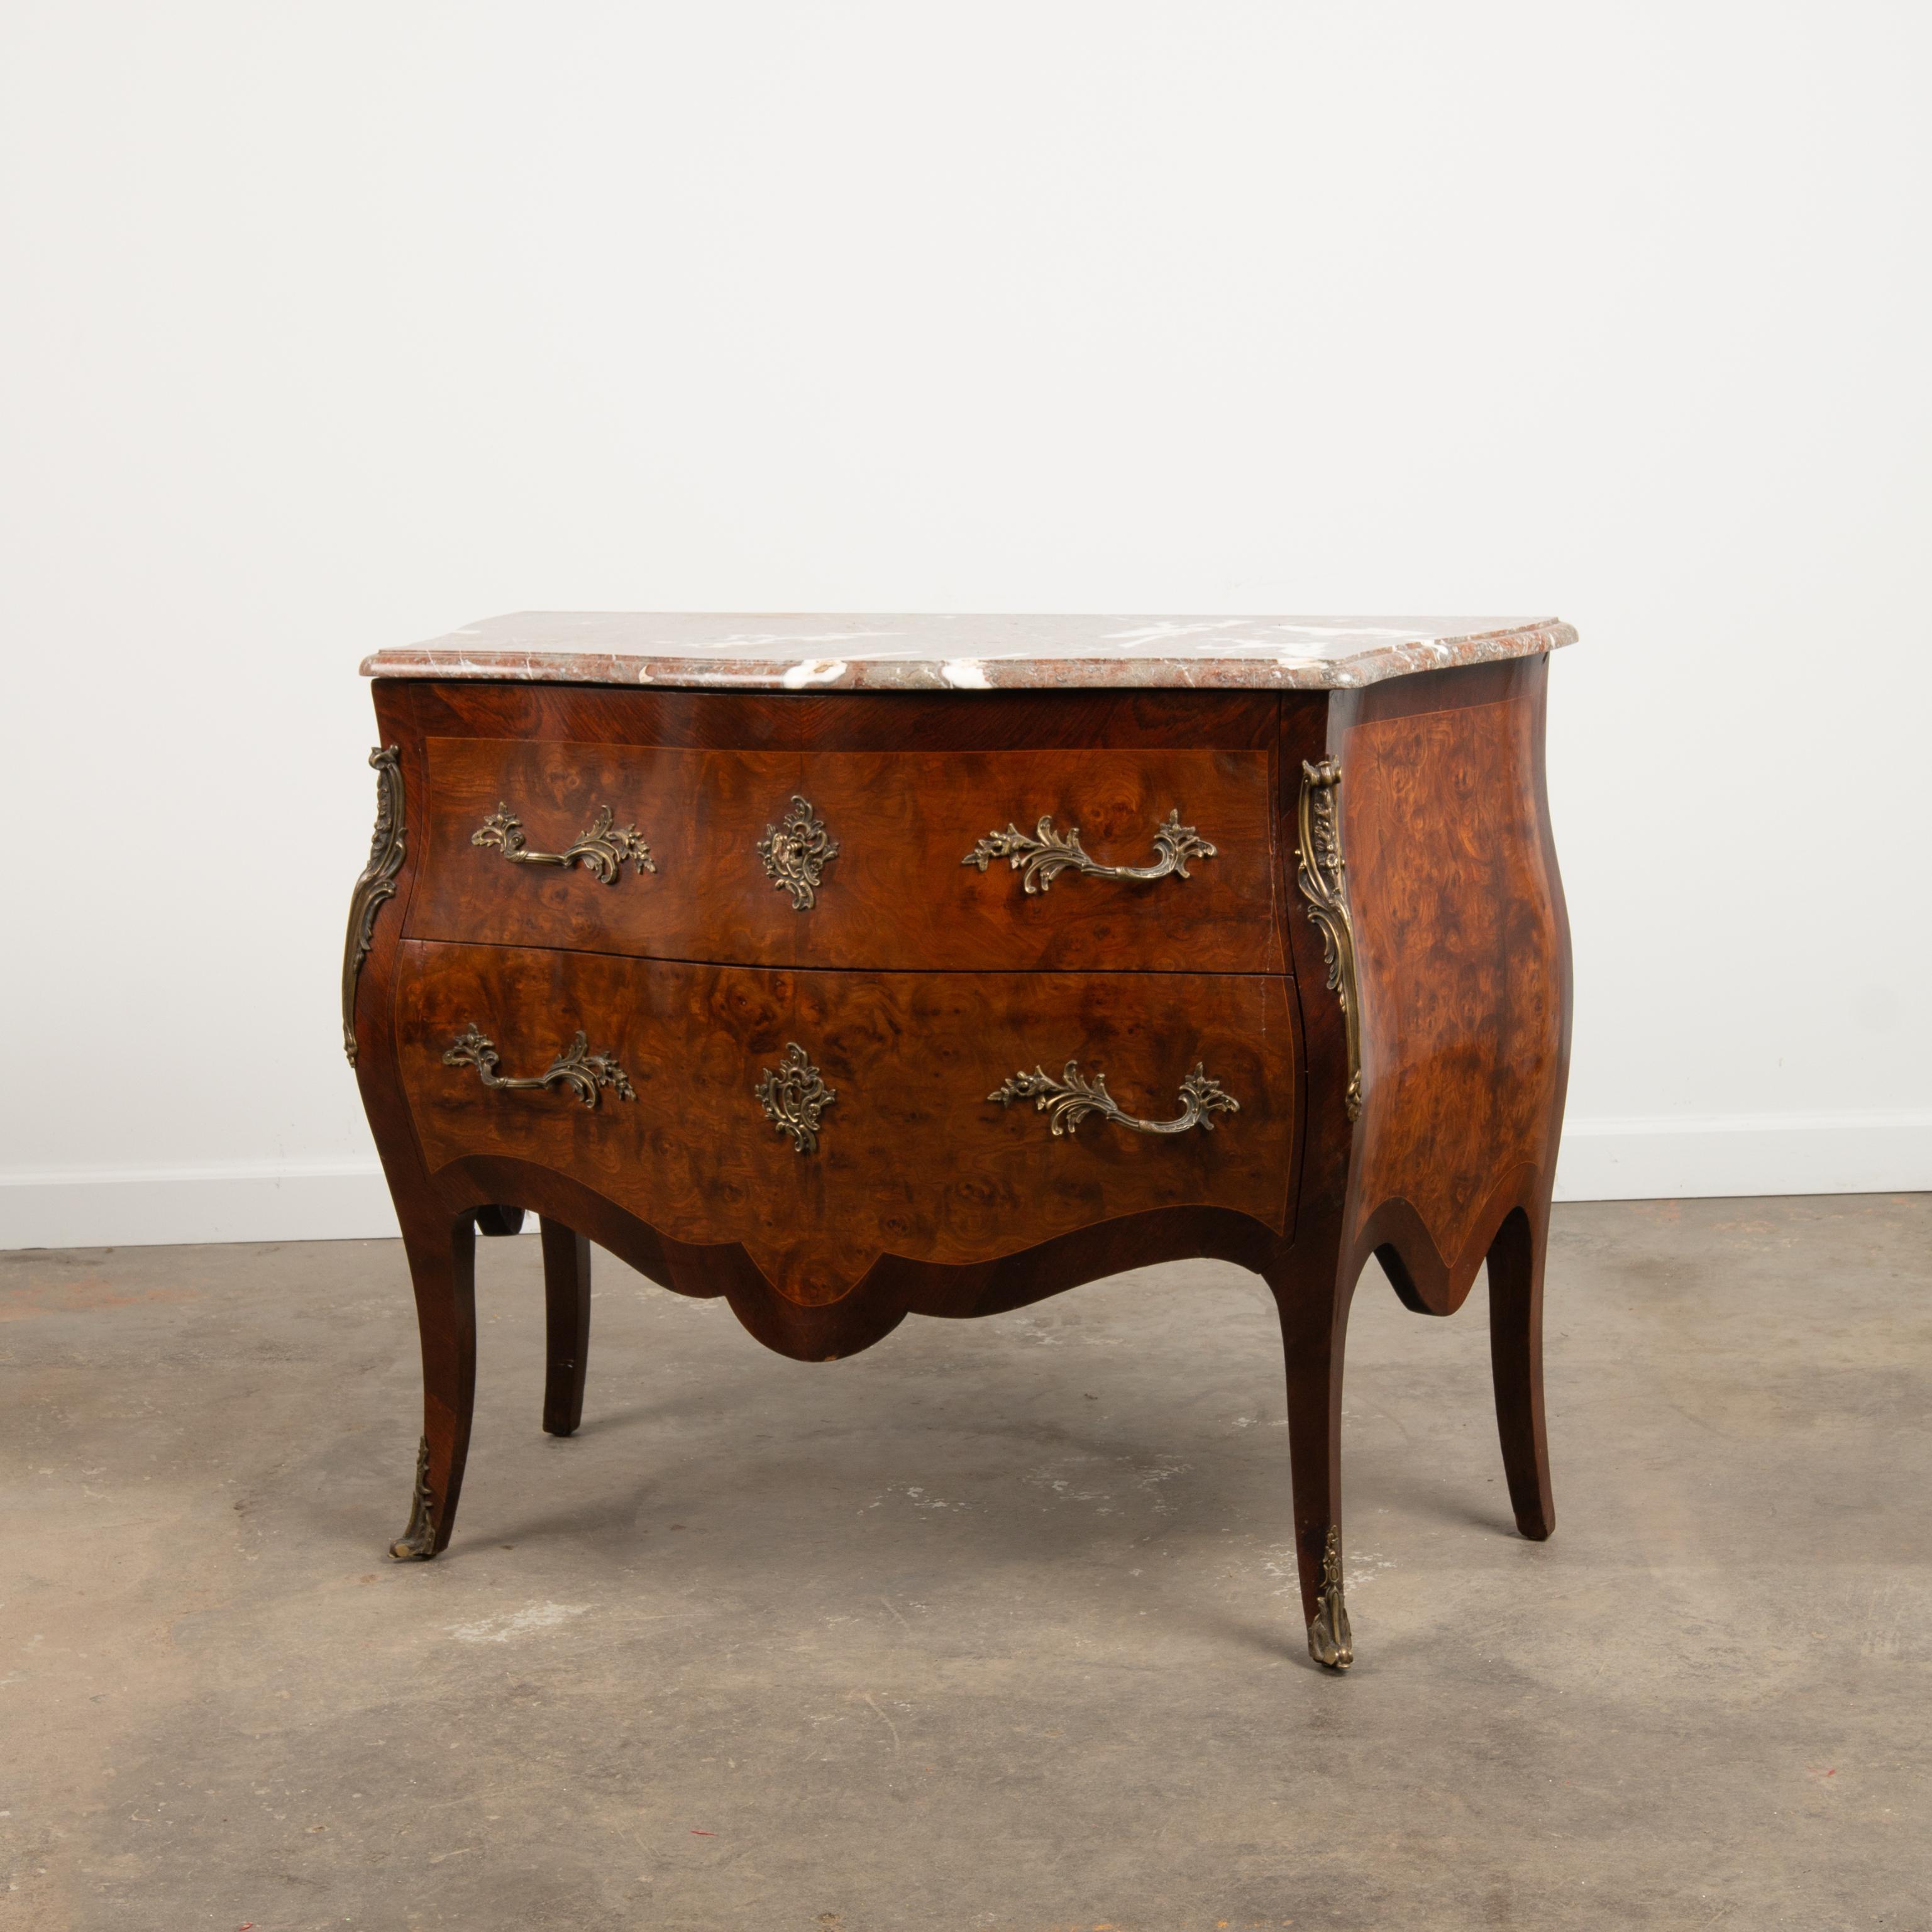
[389,1436,439,1562]
[1308,1604,1353,1671]
[1307,1525,1353,1671]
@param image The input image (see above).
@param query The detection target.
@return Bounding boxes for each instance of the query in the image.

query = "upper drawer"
[406,738,1281,973]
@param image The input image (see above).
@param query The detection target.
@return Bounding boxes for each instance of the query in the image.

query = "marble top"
[363,612,1576,693]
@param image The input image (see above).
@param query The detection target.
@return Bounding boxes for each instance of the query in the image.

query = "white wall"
[3,2,1928,1249]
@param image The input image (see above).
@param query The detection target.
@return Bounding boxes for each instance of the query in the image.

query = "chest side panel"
[1341,689,1567,1276]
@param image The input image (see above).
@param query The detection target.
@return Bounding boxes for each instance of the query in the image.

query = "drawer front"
[395,942,1296,1305]
[406,738,1279,973]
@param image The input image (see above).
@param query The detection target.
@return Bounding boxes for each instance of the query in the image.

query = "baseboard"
[0,1159,408,1250]
[3,1113,1928,1250]
[1552,1111,1932,1203]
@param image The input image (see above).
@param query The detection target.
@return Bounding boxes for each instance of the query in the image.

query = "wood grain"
[406,737,1281,973]
[1340,685,1568,1293]
[394,941,1296,1306]
[387,679,1281,754]
[539,1217,592,1438]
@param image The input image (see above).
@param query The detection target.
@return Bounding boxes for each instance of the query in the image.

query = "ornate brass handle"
[472,803,655,884]
[962,808,1214,895]
[443,1024,636,1110]
[989,1060,1238,1137]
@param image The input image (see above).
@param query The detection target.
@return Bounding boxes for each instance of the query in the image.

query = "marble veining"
[363,612,1577,692]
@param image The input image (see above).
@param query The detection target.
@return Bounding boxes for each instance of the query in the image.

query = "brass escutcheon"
[758,796,839,910]
[755,1043,837,1154]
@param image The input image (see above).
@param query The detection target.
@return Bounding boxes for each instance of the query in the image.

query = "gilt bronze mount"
[758,795,839,910]
[963,807,1215,895]
[990,1059,1239,1138]
[472,802,655,884]
[341,746,406,1066]
[1308,1525,1354,1670]
[390,1435,438,1562]
[1294,758,1363,1121]
[443,1025,636,1109]
[755,1043,838,1154]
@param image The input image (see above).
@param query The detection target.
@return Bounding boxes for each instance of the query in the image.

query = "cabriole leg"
[1488,1206,1555,1541]
[1271,1260,1357,1672]
[540,1218,592,1438]
[391,1213,478,1560]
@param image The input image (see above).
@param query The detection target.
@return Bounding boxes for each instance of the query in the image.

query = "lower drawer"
[394,942,1298,1305]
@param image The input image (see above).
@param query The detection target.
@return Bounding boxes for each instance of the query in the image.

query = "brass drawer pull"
[758,796,839,910]
[443,1024,636,1110]
[472,803,655,884]
[755,1043,837,1154]
[990,1059,1237,1137]
[963,808,1214,895]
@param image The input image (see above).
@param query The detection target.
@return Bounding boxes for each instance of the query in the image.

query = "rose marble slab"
[363,612,1576,692]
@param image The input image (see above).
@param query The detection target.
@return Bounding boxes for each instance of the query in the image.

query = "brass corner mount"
[1294,758,1362,1122]
[342,746,406,1066]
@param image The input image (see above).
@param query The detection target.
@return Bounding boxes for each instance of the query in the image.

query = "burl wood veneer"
[344,614,1576,1670]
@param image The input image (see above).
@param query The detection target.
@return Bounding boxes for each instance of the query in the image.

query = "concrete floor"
[3,1196,1928,1931]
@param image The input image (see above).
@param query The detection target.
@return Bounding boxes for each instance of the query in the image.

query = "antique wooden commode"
[345,613,1575,1670]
